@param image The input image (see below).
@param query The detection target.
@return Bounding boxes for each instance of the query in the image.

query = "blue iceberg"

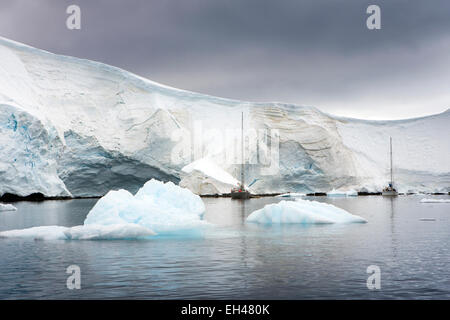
[246,199,367,224]
[0,179,207,240]
[84,179,207,235]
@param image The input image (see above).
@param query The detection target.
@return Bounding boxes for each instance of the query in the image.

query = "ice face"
[246,199,367,224]
[0,104,70,198]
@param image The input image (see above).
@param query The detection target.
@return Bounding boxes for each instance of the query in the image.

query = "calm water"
[0,195,449,299]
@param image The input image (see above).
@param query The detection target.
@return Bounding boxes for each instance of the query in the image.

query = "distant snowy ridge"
[0,36,449,197]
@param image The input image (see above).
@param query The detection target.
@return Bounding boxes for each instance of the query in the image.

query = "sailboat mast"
[241,111,244,187]
[390,136,393,185]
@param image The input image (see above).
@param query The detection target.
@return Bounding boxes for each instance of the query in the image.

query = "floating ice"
[420,198,450,203]
[85,179,207,235]
[0,203,17,212]
[326,189,358,197]
[0,226,67,240]
[246,199,367,224]
[0,179,207,240]
[65,224,155,240]
[0,224,155,240]
[277,193,306,198]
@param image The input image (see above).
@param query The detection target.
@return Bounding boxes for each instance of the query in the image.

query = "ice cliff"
[0,37,449,197]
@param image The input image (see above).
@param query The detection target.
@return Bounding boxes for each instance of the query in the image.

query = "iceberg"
[0,203,17,212]
[85,179,207,235]
[326,189,358,197]
[0,226,68,240]
[0,179,207,240]
[0,224,155,240]
[65,224,155,240]
[420,198,450,203]
[246,199,367,224]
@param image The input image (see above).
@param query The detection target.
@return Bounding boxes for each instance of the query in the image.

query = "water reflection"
[389,197,398,259]
[0,195,449,299]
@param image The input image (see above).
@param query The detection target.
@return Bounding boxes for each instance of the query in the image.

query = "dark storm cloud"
[1,0,450,119]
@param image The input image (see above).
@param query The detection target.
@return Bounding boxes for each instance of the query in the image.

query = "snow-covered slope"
[179,158,239,195]
[0,37,449,197]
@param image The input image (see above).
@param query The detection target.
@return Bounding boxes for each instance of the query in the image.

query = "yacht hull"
[382,191,398,196]
[231,190,251,199]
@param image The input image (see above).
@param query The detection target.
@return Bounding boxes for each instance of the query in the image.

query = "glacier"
[0,179,207,240]
[0,36,449,197]
[246,199,367,224]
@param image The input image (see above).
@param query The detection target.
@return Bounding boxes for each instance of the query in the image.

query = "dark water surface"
[0,195,449,299]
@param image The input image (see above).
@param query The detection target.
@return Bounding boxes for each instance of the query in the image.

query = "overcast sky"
[1,0,449,119]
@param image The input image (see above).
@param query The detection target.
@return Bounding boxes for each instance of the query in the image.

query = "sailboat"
[382,137,398,196]
[231,112,251,199]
